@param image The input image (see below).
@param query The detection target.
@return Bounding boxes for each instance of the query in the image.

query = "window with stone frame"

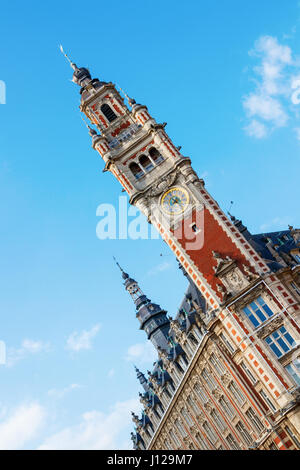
[194,382,209,403]
[187,395,200,416]
[240,360,257,384]
[211,409,226,432]
[245,407,265,434]
[169,429,181,448]
[291,281,300,297]
[219,332,235,353]
[285,360,300,386]
[195,432,208,450]
[203,421,218,444]
[175,418,187,437]
[235,421,253,446]
[201,368,217,390]
[219,395,235,419]
[242,295,275,328]
[100,103,117,122]
[226,433,240,450]
[209,352,225,376]
[265,326,297,358]
[181,407,193,427]
[259,389,277,413]
[228,381,246,406]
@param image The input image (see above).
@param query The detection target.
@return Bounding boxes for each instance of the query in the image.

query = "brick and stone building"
[66,56,300,450]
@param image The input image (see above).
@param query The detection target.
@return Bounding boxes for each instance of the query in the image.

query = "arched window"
[139,154,154,172]
[100,103,117,122]
[129,162,144,180]
[149,147,164,163]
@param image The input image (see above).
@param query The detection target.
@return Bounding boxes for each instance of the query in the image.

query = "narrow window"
[291,282,300,297]
[285,361,300,386]
[219,332,235,353]
[226,433,240,450]
[149,146,164,163]
[219,396,235,419]
[203,421,217,444]
[139,154,154,172]
[194,382,208,403]
[211,409,226,432]
[246,408,264,434]
[228,381,246,406]
[129,162,144,180]
[259,389,277,412]
[236,421,253,446]
[240,361,257,384]
[100,103,117,122]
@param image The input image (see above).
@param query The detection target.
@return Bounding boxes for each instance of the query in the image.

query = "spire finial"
[59,44,78,71]
[113,256,129,280]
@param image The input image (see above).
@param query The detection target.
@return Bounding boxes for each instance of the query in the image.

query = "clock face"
[160,187,189,215]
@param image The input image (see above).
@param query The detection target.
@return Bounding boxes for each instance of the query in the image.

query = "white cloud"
[37,398,140,450]
[107,368,115,378]
[47,384,82,399]
[243,35,300,139]
[259,216,292,232]
[0,403,46,450]
[66,324,101,352]
[244,119,267,139]
[6,339,50,367]
[125,341,157,365]
[147,261,172,276]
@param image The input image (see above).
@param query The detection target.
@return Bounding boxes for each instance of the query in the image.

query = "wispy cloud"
[0,403,46,450]
[125,341,157,365]
[6,339,50,367]
[47,384,82,400]
[147,261,172,277]
[243,35,300,139]
[259,216,293,232]
[37,398,140,450]
[66,324,101,352]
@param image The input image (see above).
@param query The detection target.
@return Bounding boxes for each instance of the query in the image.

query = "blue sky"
[0,0,300,449]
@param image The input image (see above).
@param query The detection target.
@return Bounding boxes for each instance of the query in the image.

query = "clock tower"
[68,59,271,312]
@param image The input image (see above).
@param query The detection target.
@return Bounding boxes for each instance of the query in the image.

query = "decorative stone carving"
[256,315,283,339]
[242,264,259,282]
[145,168,179,202]
[211,388,222,400]
[220,371,232,386]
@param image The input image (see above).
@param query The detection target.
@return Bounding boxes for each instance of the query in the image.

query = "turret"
[114,259,170,351]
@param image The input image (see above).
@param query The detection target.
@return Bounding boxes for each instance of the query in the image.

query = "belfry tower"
[67,58,271,312]
[65,55,300,451]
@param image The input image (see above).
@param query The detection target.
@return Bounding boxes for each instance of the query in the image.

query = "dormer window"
[100,103,117,122]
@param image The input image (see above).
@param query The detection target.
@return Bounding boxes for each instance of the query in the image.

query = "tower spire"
[115,261,170,351]
[134,365,149,392]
